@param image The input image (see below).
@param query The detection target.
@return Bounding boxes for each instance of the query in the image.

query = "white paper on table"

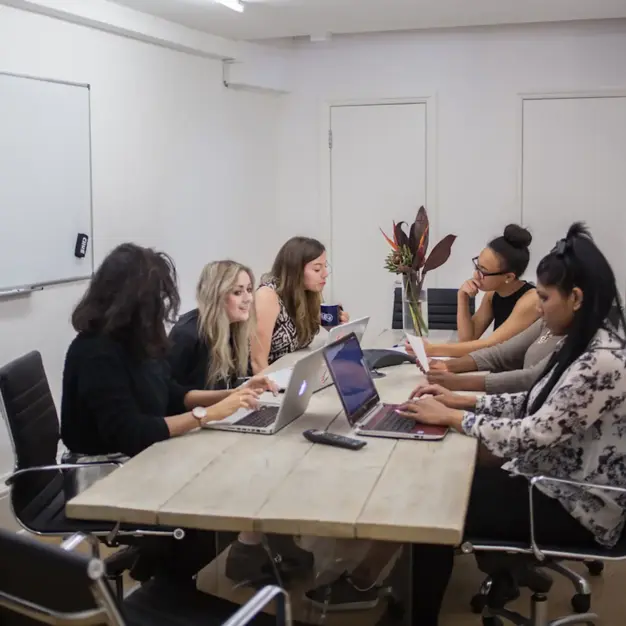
[405,333,429,372]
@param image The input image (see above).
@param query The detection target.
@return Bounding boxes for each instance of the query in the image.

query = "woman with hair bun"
[424,224,540,358]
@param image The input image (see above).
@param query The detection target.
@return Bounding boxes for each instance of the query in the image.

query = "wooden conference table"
[67,329,478,547]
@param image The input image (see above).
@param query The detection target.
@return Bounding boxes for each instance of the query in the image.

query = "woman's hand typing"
[206,388,260,423]
[242,374,279,396]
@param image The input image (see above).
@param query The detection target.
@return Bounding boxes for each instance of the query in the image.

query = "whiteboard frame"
[0,71,95,295]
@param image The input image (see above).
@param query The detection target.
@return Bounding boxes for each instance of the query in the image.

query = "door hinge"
[328,129,333,149]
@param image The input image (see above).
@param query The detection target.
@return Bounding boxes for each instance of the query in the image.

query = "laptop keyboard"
[371,407,416,433]
[234,406,280,428]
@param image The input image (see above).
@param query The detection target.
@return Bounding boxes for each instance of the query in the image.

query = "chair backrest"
[0,529,120,626]
[0,351,62,526]
[427,288,475,330]
[392,286,403,330]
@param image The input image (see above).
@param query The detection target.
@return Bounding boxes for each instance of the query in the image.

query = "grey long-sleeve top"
[470,320,562,394]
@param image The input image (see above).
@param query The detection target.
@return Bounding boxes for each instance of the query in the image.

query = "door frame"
[516,89,626,225]
[320,96,438,300]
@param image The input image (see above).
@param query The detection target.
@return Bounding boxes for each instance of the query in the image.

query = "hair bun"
[503,224,532,249]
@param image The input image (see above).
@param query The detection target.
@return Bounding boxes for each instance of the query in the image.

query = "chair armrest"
[221,585,291,626]
[4,461,122,487]
[528,474,626,560]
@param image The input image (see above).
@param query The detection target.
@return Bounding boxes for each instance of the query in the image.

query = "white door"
[522,96,626,296]
[330,103,427,339]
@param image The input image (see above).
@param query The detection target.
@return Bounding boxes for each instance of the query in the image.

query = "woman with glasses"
[251,236,350,373]
[425,224,539,358]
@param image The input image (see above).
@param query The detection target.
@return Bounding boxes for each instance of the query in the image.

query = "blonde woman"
[252,236,349,373]
[168,260,256,390]
[168,259,314,585]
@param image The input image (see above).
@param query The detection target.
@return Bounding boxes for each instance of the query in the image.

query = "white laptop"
[202,348,324,435]
[268,316,370,393]
[322,333,448,441]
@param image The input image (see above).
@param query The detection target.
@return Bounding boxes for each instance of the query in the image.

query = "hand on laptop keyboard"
[206,388,260,423]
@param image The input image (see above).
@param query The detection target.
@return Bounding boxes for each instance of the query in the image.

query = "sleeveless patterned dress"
[259,277,314,364]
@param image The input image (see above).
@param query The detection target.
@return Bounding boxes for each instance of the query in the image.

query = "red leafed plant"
[381,206,456,336]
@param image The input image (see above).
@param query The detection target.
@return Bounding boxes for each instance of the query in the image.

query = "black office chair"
[0,528,291,626]
[391,286,475,331]
[0,351,185,598]
[462,475,626,625]
[427,288,475,330]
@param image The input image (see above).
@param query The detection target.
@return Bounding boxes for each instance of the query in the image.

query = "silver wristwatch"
[192,406,207,425]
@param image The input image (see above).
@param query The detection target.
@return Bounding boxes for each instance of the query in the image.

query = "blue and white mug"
[321,303,342,327]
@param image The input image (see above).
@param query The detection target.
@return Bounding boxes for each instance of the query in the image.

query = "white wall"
[276,20,626,292]
[0,5,283,476]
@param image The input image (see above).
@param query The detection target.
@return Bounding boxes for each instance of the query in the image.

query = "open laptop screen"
[324,334,379,425]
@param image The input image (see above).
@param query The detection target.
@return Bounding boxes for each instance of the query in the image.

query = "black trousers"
[411,466,598,626]
[130,529,218,583]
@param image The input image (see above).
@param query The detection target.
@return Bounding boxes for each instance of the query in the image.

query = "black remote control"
[302,429,367,450]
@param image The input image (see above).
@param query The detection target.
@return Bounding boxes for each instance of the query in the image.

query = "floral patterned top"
[462,326,626,547]
[259,277,315,364]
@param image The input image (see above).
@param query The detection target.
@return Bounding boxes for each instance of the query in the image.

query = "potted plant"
[381,206,456,337]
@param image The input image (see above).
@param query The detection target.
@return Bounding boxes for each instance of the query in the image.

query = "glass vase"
[402,276,428,337]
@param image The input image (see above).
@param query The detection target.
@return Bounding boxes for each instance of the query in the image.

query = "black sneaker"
[266,535,314,575]
[305,572,381,612]
[225,540,278,587]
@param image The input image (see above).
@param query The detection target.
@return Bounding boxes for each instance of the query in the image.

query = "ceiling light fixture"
[216,0,244,12]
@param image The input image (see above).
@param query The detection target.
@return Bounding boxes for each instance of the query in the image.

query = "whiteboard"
[0,72,93,292]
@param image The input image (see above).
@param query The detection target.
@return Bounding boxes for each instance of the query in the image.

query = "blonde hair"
[270,237,325,347]
[196,260,255,387]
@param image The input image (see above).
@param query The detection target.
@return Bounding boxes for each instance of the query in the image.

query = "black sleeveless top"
[492,282,535,330]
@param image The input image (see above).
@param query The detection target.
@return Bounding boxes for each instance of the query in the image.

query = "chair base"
[481,590,599,626]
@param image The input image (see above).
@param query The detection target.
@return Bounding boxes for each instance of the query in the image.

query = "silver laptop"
[269,316,370,393]
[322,333,448,441]
[202,349,324,435]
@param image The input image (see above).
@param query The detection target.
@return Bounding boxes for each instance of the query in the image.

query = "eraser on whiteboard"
[75,233,89,258]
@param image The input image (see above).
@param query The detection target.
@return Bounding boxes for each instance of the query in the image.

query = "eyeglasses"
[472,257,508,278]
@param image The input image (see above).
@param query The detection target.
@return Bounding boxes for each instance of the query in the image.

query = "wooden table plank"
[356,433,477,545]
[157,389,345,532]
[158,388,341,530]
[255,429,396,538]
[66,429,241,525]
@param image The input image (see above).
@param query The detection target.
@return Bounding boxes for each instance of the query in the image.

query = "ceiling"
[110,0,626,41]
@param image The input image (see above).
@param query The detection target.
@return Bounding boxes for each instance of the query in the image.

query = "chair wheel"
[482,617,504,626]
[471,593,487,614]
[585,561,604,576]
[571,593,591,613]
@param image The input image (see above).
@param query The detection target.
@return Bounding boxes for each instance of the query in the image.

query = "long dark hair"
[521,222,626,416]
[269,236,326,346]
[72,243,180,359]
[489,224,532,277]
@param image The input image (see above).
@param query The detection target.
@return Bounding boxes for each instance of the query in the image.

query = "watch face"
[193,407,207,419]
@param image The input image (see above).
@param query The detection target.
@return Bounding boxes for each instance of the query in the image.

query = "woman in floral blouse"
[400,222,626,626]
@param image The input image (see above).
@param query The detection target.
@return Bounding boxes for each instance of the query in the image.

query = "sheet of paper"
[405,333,429,373]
